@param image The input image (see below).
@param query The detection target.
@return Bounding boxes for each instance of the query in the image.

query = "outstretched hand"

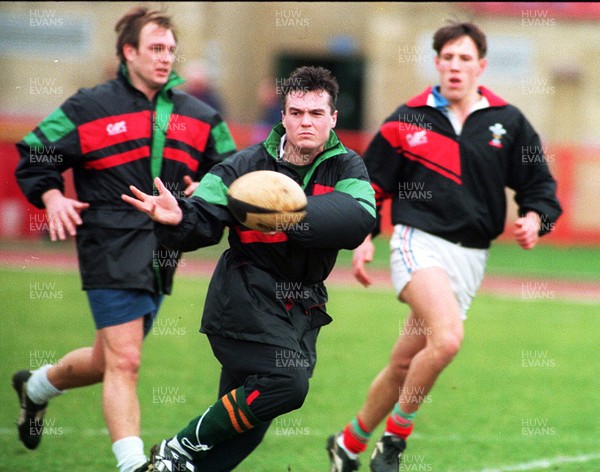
[121,177,183,225]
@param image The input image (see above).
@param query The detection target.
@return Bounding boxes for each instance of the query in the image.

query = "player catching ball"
[122,66,376,471]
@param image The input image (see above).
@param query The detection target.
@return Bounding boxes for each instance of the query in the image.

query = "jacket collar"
[117,63,185,100]
[262,122,346,163]
[406,85,508,108]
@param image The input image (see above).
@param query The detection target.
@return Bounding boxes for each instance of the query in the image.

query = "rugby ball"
[227,170,307,232]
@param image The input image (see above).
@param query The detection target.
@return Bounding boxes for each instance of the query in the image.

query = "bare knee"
[388,355,412,382]
[431,329,463,369]
[99,321,144,379]
[105,347,142,378]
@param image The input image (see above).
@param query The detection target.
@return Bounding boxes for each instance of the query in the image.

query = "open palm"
[121,177,183,225]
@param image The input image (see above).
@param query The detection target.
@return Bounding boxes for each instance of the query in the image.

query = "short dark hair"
[115,7,177,63]
[432,21,487,58]
[282,66,339,114]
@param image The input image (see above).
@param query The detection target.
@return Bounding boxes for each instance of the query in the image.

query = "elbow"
[341,215,376,249]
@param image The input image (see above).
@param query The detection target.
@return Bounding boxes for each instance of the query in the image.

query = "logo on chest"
[406,129,428,148]
[488,123,506,148]
[106,120,128,136]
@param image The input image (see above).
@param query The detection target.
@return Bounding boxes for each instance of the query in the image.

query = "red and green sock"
[385,403,416,439]
[341,416,372,456]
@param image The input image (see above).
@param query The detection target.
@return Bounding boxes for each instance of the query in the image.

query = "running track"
[1,248,598,302]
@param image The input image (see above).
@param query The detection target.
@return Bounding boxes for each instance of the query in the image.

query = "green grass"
[178,236,600,280]
[4,235,600,281]
[485,242,600,280]
[333,237,600,281]
[1,265,599,471]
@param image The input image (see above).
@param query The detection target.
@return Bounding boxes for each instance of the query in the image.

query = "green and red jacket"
[155,123,376,348]
[15,65,236,294]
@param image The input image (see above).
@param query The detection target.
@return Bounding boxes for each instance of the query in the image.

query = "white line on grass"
[408,432,599,444]
[473,452,600,471]
[0,427,108,436]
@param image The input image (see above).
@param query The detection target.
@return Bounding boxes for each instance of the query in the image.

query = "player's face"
[282,90,338,164]
[434,35,487,104]
[124,22,176,98]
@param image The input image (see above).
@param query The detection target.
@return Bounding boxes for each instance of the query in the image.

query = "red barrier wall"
[2,121,598,245]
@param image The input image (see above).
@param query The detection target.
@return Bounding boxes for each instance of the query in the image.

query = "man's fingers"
[352,257,372,287]
[122,193,149,213]
[354,268,372,287]
[183,181,199,197]
[154,177,168,195]
[63,215,77,237]
[66,206,83,227]
[48,225,57,242]
[52,217,67,241]
[74,201,90,211]
[129,185,148,201]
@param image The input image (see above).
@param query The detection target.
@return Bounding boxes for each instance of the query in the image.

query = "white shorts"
[390,225,488,319]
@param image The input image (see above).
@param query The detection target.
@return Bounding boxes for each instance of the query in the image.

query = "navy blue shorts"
[87,289,164,336]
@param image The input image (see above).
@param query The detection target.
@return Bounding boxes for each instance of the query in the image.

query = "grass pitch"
[1,256,599,471]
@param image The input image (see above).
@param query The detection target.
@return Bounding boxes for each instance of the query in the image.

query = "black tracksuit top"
[365,86,562,248]
[154,123,376,347]
[15,67,236,294]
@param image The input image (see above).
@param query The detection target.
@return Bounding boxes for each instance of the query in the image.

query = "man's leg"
[369,267,463,472]
[98,317,144,441]
[99,317,148,472]
[47,337,106,388]
[197,311,318,471]
[329,312,426,466]
[356,312,427,431]
[395,267,463,415]
[13,334,106,450]
[194,368,272,472]
[151,337,311,470]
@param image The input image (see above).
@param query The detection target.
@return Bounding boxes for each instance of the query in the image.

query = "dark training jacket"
[15,66,236,294]
[365,86,562,248]
[155,123,376,349]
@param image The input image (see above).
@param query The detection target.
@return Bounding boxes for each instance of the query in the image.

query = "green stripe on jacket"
[23,108,77,148]
[193,172,229,206]
[335,177,376,217]
[211,121,237,155]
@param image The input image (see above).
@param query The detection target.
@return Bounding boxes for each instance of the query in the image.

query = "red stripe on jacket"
[166,114,211,153]
[83,146,150,170]
[163,147,199,172]
[381,121,462,185]
[79,111,151,154]
[312,183,334,195]
[234,226,289,244]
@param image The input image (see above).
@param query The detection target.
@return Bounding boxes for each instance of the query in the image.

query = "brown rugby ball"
[226,170,308,232]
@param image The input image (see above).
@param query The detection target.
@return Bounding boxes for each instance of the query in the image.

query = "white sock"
[167,435,193,460]
[337,434,358,460]
[112,436,147,472]
[26,364,64,405]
